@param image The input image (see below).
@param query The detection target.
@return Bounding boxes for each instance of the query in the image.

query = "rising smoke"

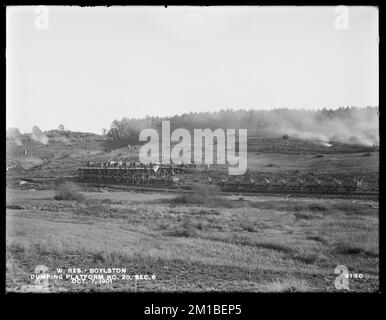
[109,107,379,148]
[261,107,379,147]
[31,126,49,145]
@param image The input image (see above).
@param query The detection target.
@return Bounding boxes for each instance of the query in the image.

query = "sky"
[6,6,379,134]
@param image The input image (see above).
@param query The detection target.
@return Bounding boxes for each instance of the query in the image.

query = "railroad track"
[8,175,378,200]
[78,181,378,200]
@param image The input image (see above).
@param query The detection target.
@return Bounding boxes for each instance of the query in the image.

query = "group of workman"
[84,160,193,168]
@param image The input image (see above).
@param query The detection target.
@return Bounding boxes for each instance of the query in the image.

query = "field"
[5,133,379,292]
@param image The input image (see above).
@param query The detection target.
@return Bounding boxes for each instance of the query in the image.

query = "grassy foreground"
[6,185,379,292]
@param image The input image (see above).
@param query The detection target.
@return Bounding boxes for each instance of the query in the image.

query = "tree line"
[107,106,379,145]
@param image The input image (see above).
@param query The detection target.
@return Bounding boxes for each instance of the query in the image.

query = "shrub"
[162,219,209,237]
[163,227,197,238]
[265,163,277,167]
[306,235,329,245]
[6,204,23,210]
[306,203,327,212]
[101,199,124,205]
[335,240,378,256]
[194,222,208,231]
[239,222,256,232]
[293,253,318,264]
[174,183,222,206]
[54,181,85,201]
[190,209,212,215]
[256,242,294,254]
[294,212,317,220]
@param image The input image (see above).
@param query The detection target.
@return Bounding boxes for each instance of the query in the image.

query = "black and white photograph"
[5,5,379,295]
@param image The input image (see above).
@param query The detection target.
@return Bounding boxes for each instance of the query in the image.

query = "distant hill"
[6,128,105,147]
